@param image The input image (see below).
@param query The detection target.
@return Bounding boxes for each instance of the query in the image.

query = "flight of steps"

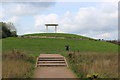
[36,54,68,67]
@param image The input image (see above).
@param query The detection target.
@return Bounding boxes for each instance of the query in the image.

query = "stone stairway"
[36,54,68,67]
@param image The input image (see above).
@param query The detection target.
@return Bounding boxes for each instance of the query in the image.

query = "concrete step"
[38,57,64,59]
[38,59,64,61]
[37,63,67,67]
[36,54,68,67]
[37,61,65,64]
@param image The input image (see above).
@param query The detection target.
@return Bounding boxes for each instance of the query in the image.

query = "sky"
[0,0,119,40]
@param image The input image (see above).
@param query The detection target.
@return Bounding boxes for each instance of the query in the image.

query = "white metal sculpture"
[45,24,58,33]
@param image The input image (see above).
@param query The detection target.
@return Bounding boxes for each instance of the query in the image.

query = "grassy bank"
[23,33,95,40]
[2,37,118,53]
[68,52,118,78]
[2,50,36,78]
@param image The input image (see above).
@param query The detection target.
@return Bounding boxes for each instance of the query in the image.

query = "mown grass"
[23,33,95,40]
[2,50,36,78]
[68,52,118,78]
[2,37,118,53]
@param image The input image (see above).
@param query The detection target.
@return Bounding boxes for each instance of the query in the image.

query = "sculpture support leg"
[55,26,57,33]
[46,26,48,33]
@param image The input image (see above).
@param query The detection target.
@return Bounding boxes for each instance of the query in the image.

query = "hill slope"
[3,36,118,54]
[23,33,95,40]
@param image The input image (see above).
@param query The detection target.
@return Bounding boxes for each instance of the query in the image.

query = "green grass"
[2,37,118,54]
[23,33,95,40]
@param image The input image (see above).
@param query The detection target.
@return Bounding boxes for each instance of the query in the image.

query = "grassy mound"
[23,33,95,40]
[2,33,118,78]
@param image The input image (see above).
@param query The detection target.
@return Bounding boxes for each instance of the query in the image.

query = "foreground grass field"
[2,33,118,78]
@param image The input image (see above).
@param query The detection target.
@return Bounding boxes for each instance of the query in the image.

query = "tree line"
[0,22,17,39]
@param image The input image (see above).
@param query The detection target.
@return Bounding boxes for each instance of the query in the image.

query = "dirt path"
[33,67,76,78]
[33,54,76,78]
[18,36,92,40]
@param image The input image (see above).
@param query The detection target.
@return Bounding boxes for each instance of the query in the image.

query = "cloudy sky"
[0,0,118,40]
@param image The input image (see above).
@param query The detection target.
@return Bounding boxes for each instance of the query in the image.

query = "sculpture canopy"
[45,24,58,26]
[45,24,58,33]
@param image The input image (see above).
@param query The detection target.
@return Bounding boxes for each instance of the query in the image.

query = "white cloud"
[0,3,5,19]
[1,2,56,34]
[97,33,112,39]
[81,30,118,40]
[35,14,59,26]
[2,2,55,16]
[1,0,119,2]
[7,16,20,24]
[34,14,59,32]
[2,3,38,16]
[34,3,118,40]
[0,12,5,19]
[0,12,4,19]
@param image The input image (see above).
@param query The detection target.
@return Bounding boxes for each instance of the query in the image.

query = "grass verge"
[2,50,36,78]
[67,52,118,78]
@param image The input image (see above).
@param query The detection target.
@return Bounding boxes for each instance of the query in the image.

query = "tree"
[0,22,17,38]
